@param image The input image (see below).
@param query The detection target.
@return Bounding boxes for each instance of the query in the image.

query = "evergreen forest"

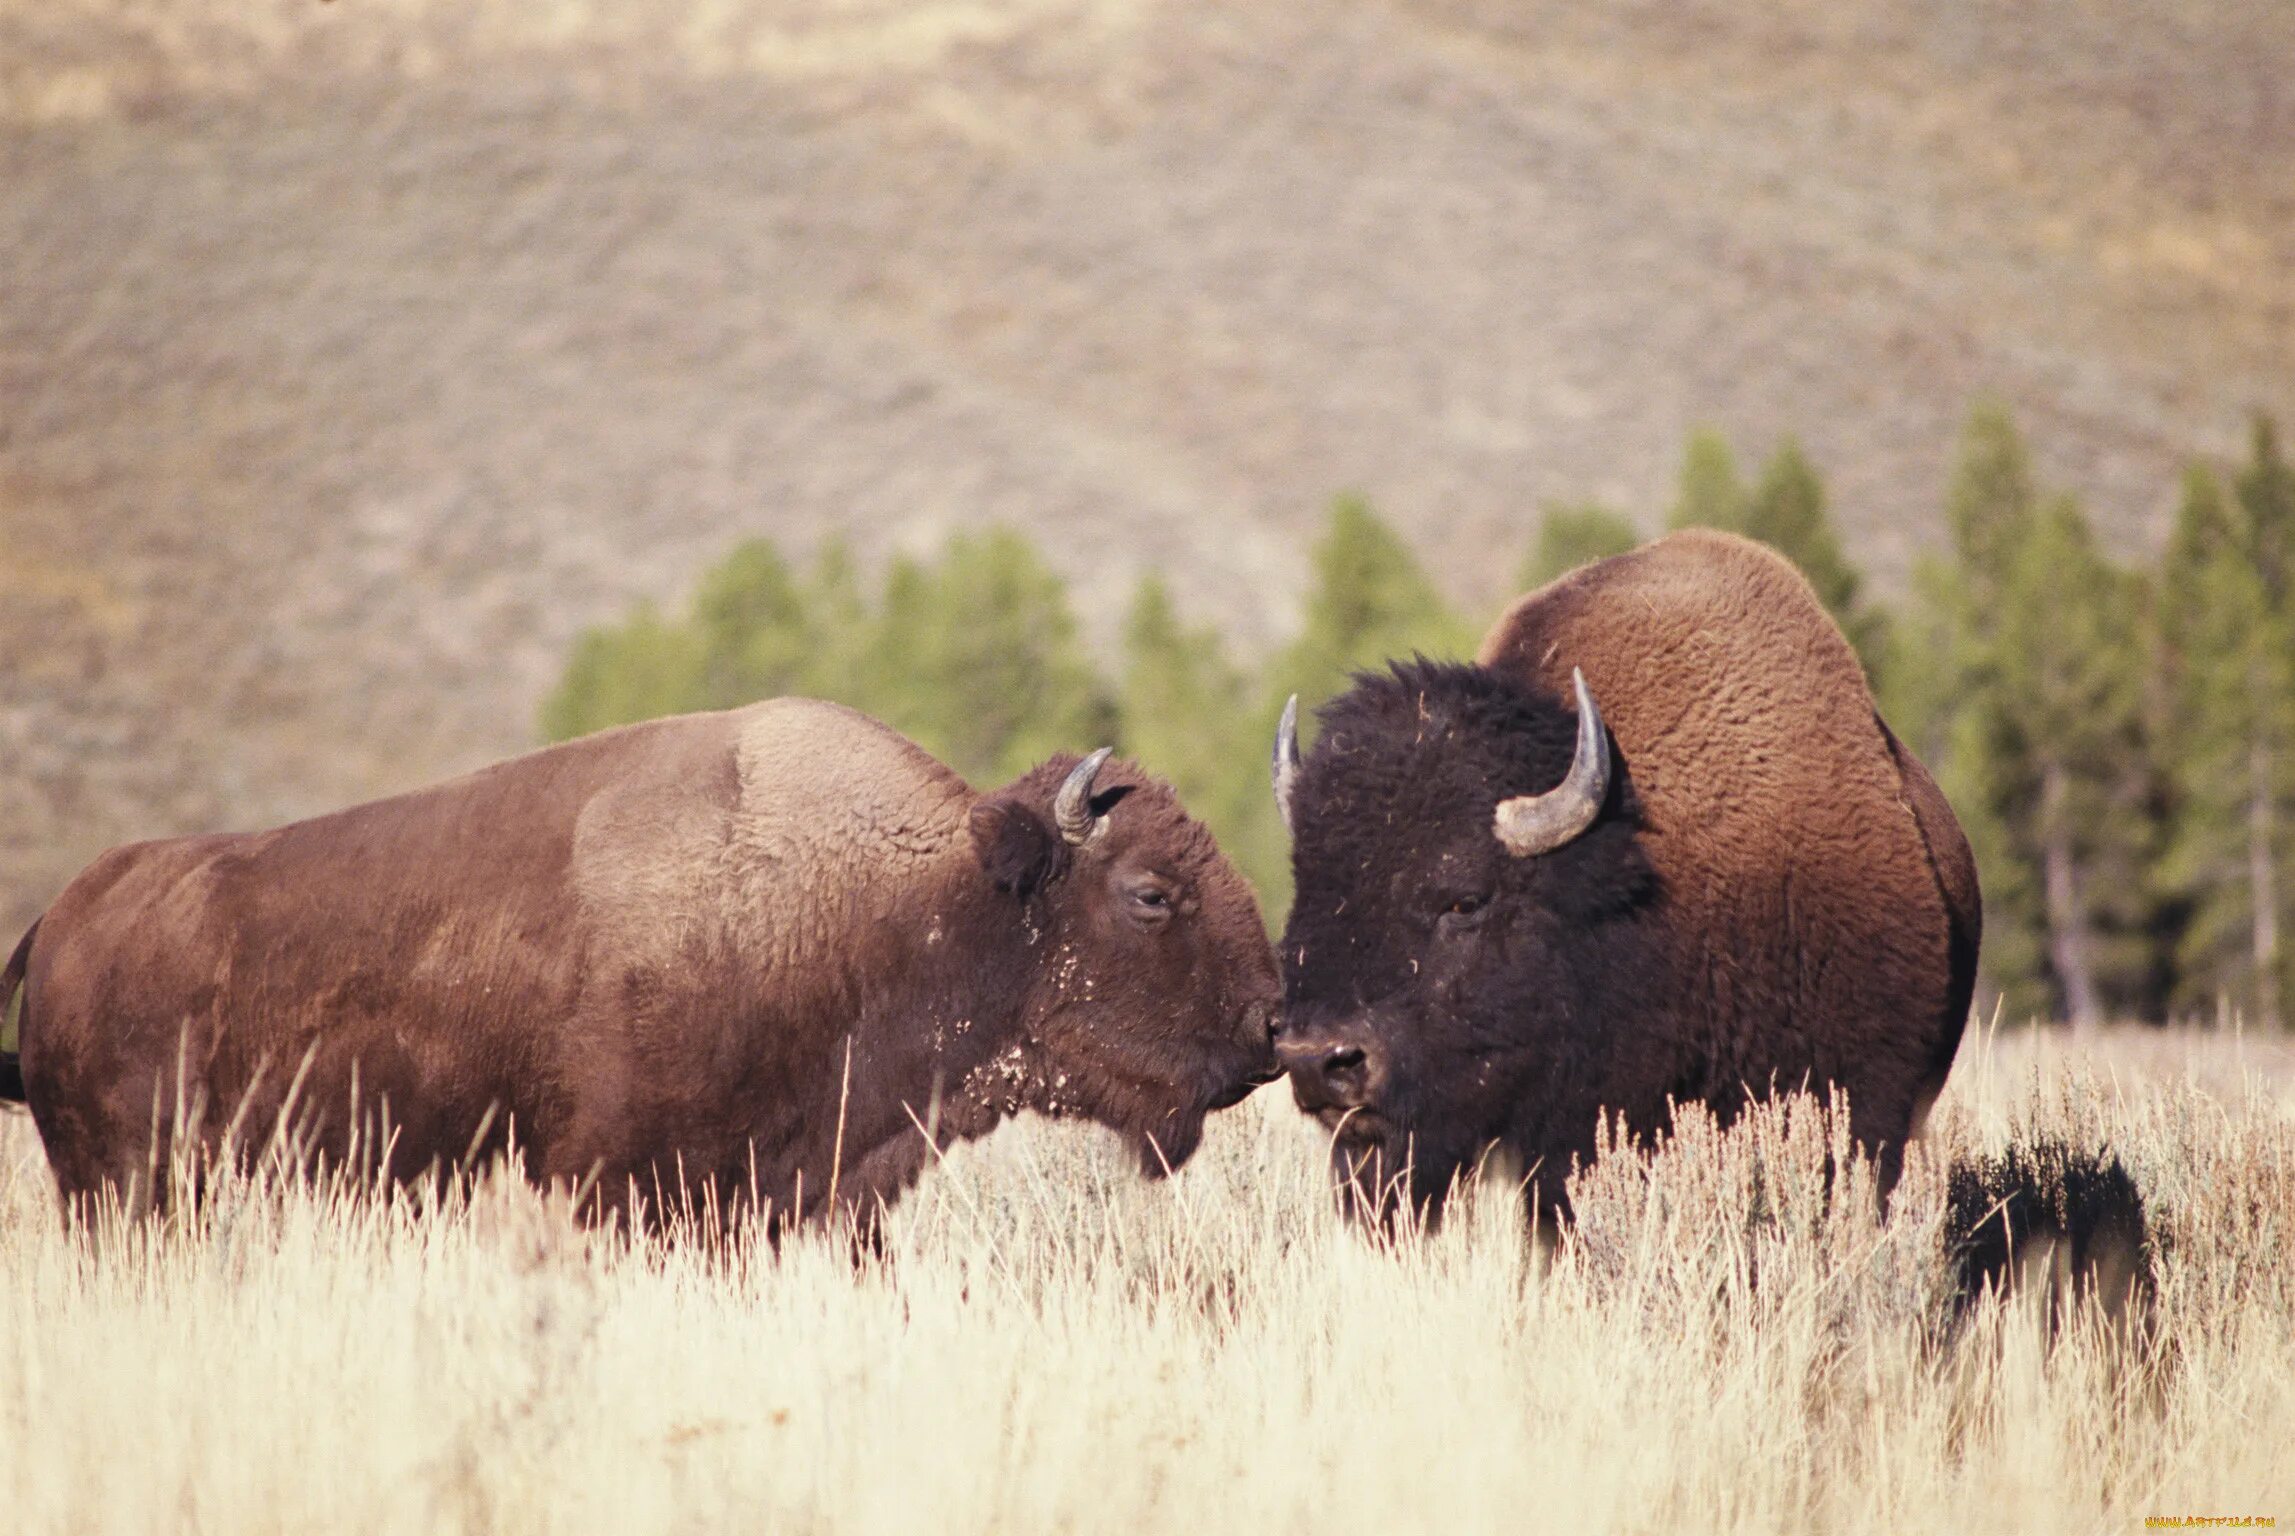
[543,407,2295,1028]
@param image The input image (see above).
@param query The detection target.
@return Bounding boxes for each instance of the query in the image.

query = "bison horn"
[1271,694,1303,833]
[1492,668,1611,857]
[1055,747,1115,846]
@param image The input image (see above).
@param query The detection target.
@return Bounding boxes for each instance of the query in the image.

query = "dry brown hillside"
[2,0,2289,932]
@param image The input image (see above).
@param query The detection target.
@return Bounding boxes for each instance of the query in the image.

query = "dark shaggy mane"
[1313,656,1565,755]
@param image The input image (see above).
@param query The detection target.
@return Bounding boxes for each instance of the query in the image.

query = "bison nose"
[1317,1045,1368,1100]
[1230,1001,1281,1085]
[1277,1033,1377,1108]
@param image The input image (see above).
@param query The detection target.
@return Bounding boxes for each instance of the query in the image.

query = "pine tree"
[2235,415,2295,1014]
[2158,458,2295,1025]
[688,538,815,708]
[1121,575,1250,815]
[1911,403,2047,1015]
[1120,575,1281,903]
[1899,403,2153,1024]
[1257,495,1475,918]
[1945,400,2039,615]
[2235,415,2295,607]
[1521,502,1639,589]
[1877,554,1962,763]
[849,552,937,740]
[1739,438,1890,683]
[1989,494,2155,1029]
[540,529,1118,794]
[1272,493,1476,718]
[867,528,1119,786]
[797,537,869,703]
[1668,428,1748,533]
[540,540,835,742]
[538,601,707,742]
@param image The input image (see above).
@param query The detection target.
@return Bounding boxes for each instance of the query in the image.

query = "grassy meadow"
[0,1021,2290,1534]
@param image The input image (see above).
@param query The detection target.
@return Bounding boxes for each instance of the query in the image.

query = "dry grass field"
[1,1021,2289,1533]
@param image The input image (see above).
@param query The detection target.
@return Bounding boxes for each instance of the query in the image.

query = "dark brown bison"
[1270,530,1980,1220]
[0,699,1281,1227]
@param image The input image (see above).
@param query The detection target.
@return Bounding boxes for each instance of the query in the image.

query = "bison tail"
[1945,1139,2154,1332]
[0,917,35,1104]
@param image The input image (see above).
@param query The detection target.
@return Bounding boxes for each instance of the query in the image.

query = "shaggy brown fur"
[1946,1141,2154,1332]
[0,699,1279,1229]
[1279,530,1980,1217]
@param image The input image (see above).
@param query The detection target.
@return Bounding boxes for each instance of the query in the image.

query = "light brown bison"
[0,699,1281,1227]
[1271,530,1980,1219]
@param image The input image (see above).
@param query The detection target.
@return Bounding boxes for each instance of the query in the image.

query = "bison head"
[969,751,1280,1173]
[1271,660,1658,1220]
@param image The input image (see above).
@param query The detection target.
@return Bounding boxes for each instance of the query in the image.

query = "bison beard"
[0,699,1280,1232]
[1273,531,1980,1228]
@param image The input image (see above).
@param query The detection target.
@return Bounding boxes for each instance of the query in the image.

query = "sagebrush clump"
[0,1024,2287,1534]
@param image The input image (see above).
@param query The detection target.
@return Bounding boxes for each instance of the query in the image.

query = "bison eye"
[1437,893,1491,929]
[1124,883,1176,928]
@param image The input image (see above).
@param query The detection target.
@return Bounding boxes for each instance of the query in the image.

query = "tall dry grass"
[1,1022,2290,1533]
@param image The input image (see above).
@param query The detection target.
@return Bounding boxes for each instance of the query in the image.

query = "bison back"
[1480,530,1976,1172]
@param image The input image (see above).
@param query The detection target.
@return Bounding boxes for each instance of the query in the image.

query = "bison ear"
[969,799,1066,902]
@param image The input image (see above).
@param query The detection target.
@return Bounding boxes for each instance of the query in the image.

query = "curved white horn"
[1271,694,1303,833]
[1492,668,1610,857]
[1054,747,1115,846]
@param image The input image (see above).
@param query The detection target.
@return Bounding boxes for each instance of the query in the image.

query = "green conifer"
[1521,503,1639,589]
[797,537,869,704]
[1668,428,1748,533]
[2157,460,2295,1025]
[1900,403,2152,1023]
[1989,493,2155,1028]
[541,529,1117,794]
[2235,415,2295,607]
[537,601,707,742]
[1739,438,1890,683]
[1120,575,1282,903]
[1257,495,1475,917]
[873,529,1119,785]
[688,538,815,708]
[1272,493,1476,718]
[1944,400,2039,615]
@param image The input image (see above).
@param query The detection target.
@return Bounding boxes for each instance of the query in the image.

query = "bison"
[0,699,1281,1229]
[1270,530,1980,1221]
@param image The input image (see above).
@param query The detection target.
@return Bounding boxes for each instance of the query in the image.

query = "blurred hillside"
[3,0,2291,932]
